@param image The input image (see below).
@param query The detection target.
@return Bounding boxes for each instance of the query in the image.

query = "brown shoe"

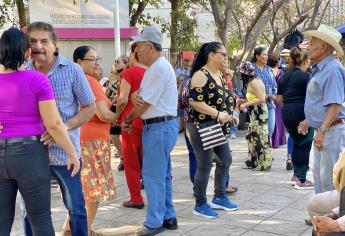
[123,200,144,209]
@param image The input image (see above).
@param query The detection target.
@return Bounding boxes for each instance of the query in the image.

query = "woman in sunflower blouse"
[73,46,117,235]
[186,42,238,219]
[237,61,272,171]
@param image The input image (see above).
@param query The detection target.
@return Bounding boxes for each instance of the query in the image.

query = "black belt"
[143,116,176,125]
[0,135,41,144]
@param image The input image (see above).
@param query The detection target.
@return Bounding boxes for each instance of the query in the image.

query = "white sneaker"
[294,180,314,190]
[230,134,237,139]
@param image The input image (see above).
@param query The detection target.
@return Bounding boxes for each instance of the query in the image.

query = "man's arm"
[314,104,342,151]
[124,102,150,124]
[320,104,342,130]
[65,102,96,130]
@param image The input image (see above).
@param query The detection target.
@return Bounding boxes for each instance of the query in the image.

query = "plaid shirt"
[26,54,95,165]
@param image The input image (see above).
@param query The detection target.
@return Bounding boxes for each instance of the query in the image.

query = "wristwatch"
[318,125,327,135]
[125,118,132,125]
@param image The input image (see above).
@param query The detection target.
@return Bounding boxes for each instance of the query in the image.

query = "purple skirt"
[271,101,286,148]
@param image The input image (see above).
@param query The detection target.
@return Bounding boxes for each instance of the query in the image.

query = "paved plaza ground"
[11,131,315,236]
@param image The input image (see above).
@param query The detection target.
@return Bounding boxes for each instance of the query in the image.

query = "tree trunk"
[170,0,179,63]
[129,1,147,27]
[16,0,27,28]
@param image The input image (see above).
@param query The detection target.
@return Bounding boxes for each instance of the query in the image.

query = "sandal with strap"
[286,157,293,171]
[90,230,103,236]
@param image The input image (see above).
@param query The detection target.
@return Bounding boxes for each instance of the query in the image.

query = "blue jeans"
[230,125,238,136]
[0,140,54,236]
[268,107,276,138]
[23,163,88,236]
[287,135,293,156]
[313,123,345,194]
[50,164,87,235]
[184,130,197,184]
[142,119,179,228]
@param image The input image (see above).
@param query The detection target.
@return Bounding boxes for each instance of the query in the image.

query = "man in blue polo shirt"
[298,24,345,194]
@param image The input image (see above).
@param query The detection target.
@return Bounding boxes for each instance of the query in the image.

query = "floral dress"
[245,86,272,171]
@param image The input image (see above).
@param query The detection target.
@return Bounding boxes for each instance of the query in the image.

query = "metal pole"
[113,0,121,59]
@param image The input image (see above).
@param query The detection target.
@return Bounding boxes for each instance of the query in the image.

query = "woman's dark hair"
[0,27,29,71]
[241,74,255,89]
[267,54,280,68]
[252,46,266,63]
[73,46,94,63]
[289,47,308,67]
[190,42,223,77]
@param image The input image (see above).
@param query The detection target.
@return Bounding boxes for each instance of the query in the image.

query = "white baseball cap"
[131,26,163,45]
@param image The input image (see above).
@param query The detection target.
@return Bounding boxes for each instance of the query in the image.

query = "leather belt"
[143,116,176,125]
[330,118,345,127]
[0,135,41,144]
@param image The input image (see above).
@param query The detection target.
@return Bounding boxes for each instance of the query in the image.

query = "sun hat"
[280,49,290,57]
[237,61,256,77]
[131,26,162,45]
[304,24,343,56]
[333,150,345,192]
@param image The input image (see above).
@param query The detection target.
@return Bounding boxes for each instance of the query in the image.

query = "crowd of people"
[1,21,345,236]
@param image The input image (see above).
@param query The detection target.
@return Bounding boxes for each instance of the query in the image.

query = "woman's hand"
[239,103,247,112]
[298,119,309,135]
[67,155,80,177]
[232,116,239,126]
[131,89,145,108]
[218,111,233,123]
[236,98,247,105]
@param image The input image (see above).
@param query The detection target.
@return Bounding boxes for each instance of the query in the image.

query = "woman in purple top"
[0,28,79,236]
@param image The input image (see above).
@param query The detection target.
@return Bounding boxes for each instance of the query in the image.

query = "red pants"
[121,127,143,203]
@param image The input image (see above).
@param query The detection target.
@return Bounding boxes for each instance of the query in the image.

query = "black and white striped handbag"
[197,120,227,150]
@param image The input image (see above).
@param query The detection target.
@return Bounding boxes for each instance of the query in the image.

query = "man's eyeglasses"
[82,57,102,64]
[215,51,227,58]
[114,59,124,64]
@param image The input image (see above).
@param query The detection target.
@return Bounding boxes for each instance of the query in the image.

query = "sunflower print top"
[188,68,235,135]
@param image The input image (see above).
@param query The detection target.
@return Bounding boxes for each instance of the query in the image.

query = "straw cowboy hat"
[304,24,344,56]
[333,150,345,192]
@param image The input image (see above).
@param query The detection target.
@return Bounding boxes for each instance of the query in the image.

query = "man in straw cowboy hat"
[298,24,345,194]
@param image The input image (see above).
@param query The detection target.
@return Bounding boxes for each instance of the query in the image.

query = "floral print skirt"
[81,140,116,202]
[245,104,272,171]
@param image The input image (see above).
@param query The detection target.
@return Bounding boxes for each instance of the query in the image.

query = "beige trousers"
[307,190,340,219]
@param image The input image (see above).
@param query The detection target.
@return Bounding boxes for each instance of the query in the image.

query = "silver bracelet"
[318,125,327,134]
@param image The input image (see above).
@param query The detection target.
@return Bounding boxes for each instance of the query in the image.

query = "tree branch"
[129,1,148,27]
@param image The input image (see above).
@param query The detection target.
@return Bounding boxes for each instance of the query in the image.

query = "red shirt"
[119,66,146,129]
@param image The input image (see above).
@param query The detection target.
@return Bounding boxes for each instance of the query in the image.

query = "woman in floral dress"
[238,61,272,171]
[73,46,117,235]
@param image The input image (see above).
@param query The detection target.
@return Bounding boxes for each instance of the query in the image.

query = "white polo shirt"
[140,57,177,120]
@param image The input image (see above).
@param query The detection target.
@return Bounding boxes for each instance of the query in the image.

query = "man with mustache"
[21,22,96,236]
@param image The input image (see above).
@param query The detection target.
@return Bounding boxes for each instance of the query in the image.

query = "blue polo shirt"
[26,54,95,165]
[304,56,345,128]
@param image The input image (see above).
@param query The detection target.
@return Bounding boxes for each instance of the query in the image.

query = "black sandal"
[286,157,293,170]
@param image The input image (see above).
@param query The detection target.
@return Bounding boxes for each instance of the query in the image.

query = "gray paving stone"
[10,131,317,236]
